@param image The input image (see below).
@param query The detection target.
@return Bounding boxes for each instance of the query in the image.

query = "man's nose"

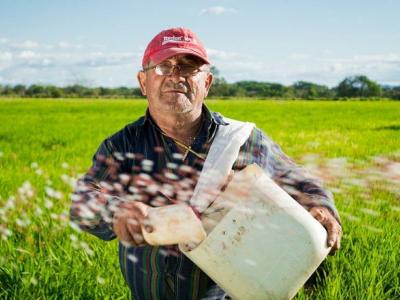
[167,68,186,82]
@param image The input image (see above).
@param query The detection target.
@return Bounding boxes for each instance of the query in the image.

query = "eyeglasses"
[143,62,207,77]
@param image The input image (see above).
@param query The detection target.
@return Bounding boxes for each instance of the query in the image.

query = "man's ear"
[137,71,147,96]
[204,72,214,97]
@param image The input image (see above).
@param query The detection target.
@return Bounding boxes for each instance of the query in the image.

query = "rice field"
[0,98,399,299]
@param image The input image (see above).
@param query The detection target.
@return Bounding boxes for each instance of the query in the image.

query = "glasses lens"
[155,63,173,75]
[179,65,198,76]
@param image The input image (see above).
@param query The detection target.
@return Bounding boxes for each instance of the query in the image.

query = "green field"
[0,98,399,299]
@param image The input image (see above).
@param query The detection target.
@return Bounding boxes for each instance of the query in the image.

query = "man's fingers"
[113,202,151,246]
[117,221,136,246]
[119,201,149,219]
[126,217,140,234]
[327,222,342,254]
[126,217,146,246]
[132,233,145,246]
[127,225,145,246]
[325,219,340,245]
[130,201,150,217]
[309,207,327,223]
[309,206,342,253]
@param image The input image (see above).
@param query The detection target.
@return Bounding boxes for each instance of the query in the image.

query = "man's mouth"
[163,89,187,94]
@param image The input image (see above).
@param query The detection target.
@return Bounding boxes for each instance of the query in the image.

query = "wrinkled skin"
[113,201,153,246]
[309,206,342,254]
[137,55,213,118]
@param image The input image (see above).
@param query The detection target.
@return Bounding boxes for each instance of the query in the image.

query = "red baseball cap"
[142,27,210,68]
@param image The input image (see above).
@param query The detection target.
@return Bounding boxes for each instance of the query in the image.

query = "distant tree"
[63,84,88,97]
[336,75,381,97]
[208,66,235,97]
[113,86,143,98]
[132,87,144,97]
[209,77,232,97]
[46,85,63,98]
[1,85,14,96]
[234,81,288,97]
[115,87,130,97]
[382,85,400,100]
[210,66,220,78]
[99,87,111,97]
[291,81,333,99]
[13,84,26,97]
[2,76,396,99]
[26,85,45,97]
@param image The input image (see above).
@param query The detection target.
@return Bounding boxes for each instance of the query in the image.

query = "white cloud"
[0,38,143,86]
[57,41,82,49]
[18,50,39,59]
[0,38,50,52]
[75,51,140,68]
[0,51,13,62]
[0,38,86,52]
[206,48,247,60]
[41,58,53,67]
[206,47,400,86]
[12,40,39,49]
[317,54,400,80]
[288,53,309,60]
[0,51,13,70]
[200,6,237,15]
[293,53,400,86]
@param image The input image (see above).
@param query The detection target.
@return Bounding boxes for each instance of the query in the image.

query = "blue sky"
[1,0,399,87]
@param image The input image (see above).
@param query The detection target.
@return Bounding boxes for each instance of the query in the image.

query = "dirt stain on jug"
[233,226,246,243]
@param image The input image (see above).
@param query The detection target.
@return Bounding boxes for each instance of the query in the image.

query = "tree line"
[1,74,399,100]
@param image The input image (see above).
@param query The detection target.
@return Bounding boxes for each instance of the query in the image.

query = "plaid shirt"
[70,105,340,300]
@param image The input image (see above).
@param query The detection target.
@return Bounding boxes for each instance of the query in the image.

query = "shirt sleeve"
[69,139,120,241]
[233,128,341,224]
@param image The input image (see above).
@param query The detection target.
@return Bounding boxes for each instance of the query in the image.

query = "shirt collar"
[203,104,229,126]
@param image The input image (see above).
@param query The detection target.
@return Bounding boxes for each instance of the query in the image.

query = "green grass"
[0,98,399,299]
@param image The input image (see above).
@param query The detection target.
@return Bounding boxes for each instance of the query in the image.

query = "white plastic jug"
[142,203,206,246]
[179,164,331,300]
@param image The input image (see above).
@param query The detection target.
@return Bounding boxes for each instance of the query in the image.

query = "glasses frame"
[143,62,208,77]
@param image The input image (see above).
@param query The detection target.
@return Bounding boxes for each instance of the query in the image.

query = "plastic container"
[179,164,331,300]
[142,203,206,246]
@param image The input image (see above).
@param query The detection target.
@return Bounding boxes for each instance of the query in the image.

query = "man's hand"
[309,206,342,254]
[113,201,152,247]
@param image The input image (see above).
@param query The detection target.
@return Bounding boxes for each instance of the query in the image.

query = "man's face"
[138,54,213,115]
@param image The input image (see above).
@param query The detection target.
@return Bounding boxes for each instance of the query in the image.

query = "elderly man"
[70,27,341,299]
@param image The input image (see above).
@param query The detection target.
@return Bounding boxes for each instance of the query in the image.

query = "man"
[70,27,341,299]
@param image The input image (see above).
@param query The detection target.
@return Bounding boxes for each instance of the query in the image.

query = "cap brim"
[147,47,210,66]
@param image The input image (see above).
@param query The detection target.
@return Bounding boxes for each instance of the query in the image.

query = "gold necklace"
[161,132,205,161]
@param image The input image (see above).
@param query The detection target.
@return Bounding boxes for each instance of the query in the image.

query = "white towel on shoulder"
[190,117,255,213]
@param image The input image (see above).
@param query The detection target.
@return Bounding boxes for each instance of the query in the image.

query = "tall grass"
[0,99,399,299]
